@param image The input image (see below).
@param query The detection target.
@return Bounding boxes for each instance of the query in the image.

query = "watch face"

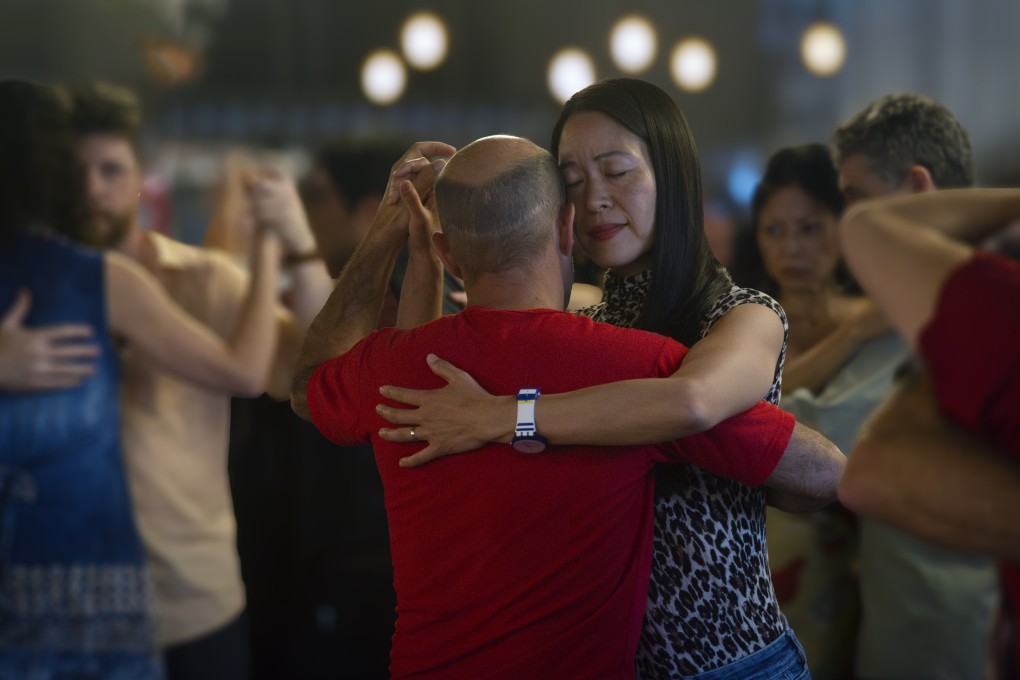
[512,438,547,454]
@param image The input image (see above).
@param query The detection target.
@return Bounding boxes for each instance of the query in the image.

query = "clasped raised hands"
[245,168,317,255]
[373,141,456,248]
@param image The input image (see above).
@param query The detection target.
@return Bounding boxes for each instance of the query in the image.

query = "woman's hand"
[377,354,514,468]
[246,168,317,255]
[848,298,893,343]
[0,290,98,390]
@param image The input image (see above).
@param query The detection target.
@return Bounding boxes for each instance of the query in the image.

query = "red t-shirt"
[307,307,794,679]
[919,250,1020,669]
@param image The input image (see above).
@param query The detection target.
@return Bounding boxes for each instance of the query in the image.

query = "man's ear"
[904,165,936,194]
[557,203,575,257]
[432,232,463,279]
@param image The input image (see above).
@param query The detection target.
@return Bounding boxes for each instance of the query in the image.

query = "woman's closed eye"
[602,164,635,179]
[561,170,583,188]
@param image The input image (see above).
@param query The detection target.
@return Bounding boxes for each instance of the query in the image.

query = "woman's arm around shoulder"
[377,290,786,467]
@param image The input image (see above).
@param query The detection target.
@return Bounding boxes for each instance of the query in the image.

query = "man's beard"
[84,211,133,250]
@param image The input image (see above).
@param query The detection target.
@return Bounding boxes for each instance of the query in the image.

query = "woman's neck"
[778,284,836,321]
[780,283,857,355]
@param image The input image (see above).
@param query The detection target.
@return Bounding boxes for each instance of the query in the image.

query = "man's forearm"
[839,373,1020,561]
[289,143,448,419]
[395,245,444,329]
[846,188,1020,245]
[841,427,1020,562]
[765,421,845,512]
[291,228,404,419]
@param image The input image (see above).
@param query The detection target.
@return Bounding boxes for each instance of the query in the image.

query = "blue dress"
[0,231,162,679]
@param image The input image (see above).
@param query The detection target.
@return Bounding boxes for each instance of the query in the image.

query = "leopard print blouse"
[579,269,790,677]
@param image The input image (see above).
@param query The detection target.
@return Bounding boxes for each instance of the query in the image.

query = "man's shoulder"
[335,307,683,363]
[149,232,242,276]
[585,315,682,350]
[419,307,681,351]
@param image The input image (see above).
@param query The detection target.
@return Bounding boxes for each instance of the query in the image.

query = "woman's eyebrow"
[559,150,632,170]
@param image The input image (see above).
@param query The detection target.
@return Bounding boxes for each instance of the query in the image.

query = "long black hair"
[551,78,730,347]
[0,80,87,242]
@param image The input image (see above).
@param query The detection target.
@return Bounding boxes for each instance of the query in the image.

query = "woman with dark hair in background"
[0,79,283,678]
[378,78,825,678]
[747,144,902,679]
[749,144,893,397]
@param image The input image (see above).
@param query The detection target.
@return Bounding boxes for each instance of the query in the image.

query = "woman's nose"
[781,234,804,254]
[584,179,610,213]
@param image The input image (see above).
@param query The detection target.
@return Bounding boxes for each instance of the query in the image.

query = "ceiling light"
[361,50,407,105]
[548,48,596,104]
[801,22,846,77]
[401,12,448,71]
[670,38,717,93]
[610,15,657,74]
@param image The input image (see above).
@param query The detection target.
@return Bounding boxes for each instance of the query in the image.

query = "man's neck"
[115,220,147,261]
[464,266,565,312]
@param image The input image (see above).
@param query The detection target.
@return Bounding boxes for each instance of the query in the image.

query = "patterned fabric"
[579,268,791,677]
[3,565,156,651]
[0,231,162,679]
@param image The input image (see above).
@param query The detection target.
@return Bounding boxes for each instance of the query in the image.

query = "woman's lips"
[588,223,625,241]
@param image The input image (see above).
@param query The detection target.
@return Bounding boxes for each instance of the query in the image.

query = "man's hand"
[405,158,446,254]
[395,157,449,328]
[371,143,456,249]
[290,141,455,421]
[0,290,99,391]
[386,142,456,206]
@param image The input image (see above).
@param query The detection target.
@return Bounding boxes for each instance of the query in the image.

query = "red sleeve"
[646,336,795,486]
[919,250,1020,459]
[656,402,795,487]
[306,334,382,446]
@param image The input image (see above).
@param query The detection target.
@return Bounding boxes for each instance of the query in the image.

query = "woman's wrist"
[835,318,866,349]
[283,248,322,267]
[253,229,282,253]
[493,394,517,444]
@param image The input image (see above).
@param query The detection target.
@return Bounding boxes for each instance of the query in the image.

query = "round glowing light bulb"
[361,50,407,105]
[401,12,448,71]
[610,15,657,74]
[670,38,717,93]
[548,48,596,104]
[801,22,846,77]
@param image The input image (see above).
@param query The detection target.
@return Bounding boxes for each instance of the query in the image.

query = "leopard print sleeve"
[701,286,788,406]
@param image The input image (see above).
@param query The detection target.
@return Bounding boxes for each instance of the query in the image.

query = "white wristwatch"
[510,387,549,454]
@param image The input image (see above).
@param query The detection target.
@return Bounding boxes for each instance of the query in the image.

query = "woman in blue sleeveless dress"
[0,231,163,679]
[0,80,283,679]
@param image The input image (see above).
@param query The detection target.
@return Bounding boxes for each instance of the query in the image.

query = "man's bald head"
[435,135,566,282]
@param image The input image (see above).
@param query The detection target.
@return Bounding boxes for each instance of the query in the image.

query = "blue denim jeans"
[667,628,811,680]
